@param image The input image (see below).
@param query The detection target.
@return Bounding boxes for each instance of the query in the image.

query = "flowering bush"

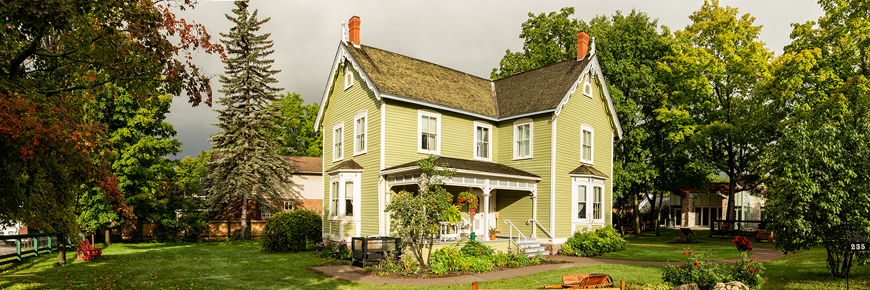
[558,226,627,257]
[663,250,765,290]
[314,238,351,260]
[732,236,752,251]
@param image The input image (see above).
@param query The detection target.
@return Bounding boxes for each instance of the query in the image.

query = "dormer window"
[583,73,593,97]
[344,66,353,90]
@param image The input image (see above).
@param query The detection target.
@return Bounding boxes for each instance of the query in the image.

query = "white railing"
[503,219,528,244]
[527,219,553,239]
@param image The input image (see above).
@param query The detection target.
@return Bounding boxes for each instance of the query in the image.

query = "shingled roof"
[494,58,592,118]
[212,153,323,174]
[344,44,496,117]
[326,159,364,172]
[383,156,540,179]
[568,165,609,178]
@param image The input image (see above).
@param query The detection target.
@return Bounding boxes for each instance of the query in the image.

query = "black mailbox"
[351,236,402,267]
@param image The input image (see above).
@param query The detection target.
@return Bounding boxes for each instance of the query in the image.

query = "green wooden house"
[314,16,623,248]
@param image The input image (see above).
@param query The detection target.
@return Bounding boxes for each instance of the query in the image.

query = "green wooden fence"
[0,233,70,266]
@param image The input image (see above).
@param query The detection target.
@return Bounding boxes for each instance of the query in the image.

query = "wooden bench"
[755,231,774,243]
[77,238,102,260]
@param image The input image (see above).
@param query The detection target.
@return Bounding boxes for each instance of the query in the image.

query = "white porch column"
[483,187,492,240]
[531,190,537,238]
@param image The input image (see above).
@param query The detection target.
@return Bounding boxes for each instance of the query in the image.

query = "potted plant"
[488,227,499,240]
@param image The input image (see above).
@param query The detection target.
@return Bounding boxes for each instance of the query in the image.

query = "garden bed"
[363,258,566,279]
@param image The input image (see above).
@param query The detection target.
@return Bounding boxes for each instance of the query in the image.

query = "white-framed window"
[333,122,344,162]
[513,118,533,159]
[261,206,272,219]
[345,181,354,216]
[583,73,593,97]
[283,200,294,211]
[572,177,606,224]
[417,110,441,155]
[354,111,367,155]
[330,181,339,217]
[344,66,354,90]
[581,125,594,164]
[330,173,361,221]
[473,121,492,161]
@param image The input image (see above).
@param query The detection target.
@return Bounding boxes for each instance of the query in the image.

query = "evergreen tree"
[207,0,293,236]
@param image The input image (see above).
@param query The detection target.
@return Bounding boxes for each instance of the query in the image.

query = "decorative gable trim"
[314,43,383,132]
[552,55,624,139]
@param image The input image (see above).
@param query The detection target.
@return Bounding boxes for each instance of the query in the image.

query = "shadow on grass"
[0,241,361,290]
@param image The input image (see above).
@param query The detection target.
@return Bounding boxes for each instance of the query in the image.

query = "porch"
[380,156,544,242]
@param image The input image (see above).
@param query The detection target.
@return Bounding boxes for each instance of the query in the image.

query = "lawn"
[0,240,867,290]
[596,229,752,262]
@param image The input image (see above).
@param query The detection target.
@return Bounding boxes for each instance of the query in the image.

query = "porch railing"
[503,219,528,244]
[527,219,553,239]
[0,233,69,266]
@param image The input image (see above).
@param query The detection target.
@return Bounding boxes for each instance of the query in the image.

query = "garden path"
[310,245,785,286]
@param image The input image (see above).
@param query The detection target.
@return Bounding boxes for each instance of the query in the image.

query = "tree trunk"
[654,193,664,237]
[56,234,66,266]
[241,197,248,240]
[633,191,641,237]
[105,229,111,245]
[726,177,736,221]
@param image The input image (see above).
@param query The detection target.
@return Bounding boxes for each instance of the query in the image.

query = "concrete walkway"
[309,244,786,286]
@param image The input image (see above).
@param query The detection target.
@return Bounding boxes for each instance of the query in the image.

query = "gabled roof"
[382,156,540,179]
[326,159,364,172]
[568,165,609,178]
[494,58,591,118]
[344,44,496,117]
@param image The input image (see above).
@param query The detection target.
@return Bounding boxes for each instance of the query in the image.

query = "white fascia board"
[325,169,364,175]
[552,55,624,139]
[379,166,542,181]
[379,166,419,176]
[568,174,610,180]
[314,43,383,132]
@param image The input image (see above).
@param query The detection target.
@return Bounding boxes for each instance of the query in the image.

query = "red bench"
[77,238,102,260]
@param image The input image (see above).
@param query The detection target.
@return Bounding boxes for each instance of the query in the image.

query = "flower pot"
[490,234,497,240]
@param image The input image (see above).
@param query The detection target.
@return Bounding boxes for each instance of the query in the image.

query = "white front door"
[472,190,496,238]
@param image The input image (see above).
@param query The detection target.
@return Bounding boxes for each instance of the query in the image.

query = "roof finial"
[590,36,596,56]
[341,22,348,44]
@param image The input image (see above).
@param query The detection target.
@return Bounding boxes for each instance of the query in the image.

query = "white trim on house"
[417,109,442,155]
[332,122,344,163]
[380,100,386,170]
[379,166,542,181]
[473,121,493,162]
[513,118,533,160]
[572,176,607,225]
[353,110,367,156]
[344,66,354,90]
[580,124,594,165]
[582,73,593,98]
[382,93,497,122]
[553,55,623,139]
[328,172,361,223]
[314,43,383,131]
[550,116,557,242]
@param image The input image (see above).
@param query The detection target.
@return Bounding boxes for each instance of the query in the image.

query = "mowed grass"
[0,239,867,289]
[596,229,751,262]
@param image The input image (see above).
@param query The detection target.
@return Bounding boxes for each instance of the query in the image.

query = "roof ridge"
[356,44,491,82]
[493,57,578,82]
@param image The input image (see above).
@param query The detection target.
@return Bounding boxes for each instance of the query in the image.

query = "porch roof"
[381,156,540,180]
[326,159,363,173]
[568,165,609,178]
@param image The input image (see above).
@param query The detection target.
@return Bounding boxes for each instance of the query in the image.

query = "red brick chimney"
[348,16,361,46]
[577,31,589,60]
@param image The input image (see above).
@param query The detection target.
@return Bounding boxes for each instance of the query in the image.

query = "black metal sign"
[848,242,868,252]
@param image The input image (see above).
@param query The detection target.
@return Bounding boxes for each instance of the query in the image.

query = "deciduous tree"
[207,0,294,237]
[274,92,321,157]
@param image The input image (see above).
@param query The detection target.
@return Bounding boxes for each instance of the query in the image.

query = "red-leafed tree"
[0,0,223,264]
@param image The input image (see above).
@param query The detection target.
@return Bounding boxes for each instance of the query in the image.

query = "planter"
[490,234,496,240]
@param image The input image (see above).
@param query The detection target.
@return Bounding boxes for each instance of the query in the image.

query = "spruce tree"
[207,0,293,236]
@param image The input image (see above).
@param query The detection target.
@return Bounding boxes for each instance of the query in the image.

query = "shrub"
[663,250,765,290]
[560,226,627,257]
[671,233,698,244]
[261,210,321,252]
[662,249,725,290]
[732,236,752,251]
[488,252,510,267]
[469,258,494,272]
[314,238,351,259]
[460,240,495,257]
[431,246,468,272]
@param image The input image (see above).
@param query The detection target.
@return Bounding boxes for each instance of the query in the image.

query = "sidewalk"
[309,245,786,286]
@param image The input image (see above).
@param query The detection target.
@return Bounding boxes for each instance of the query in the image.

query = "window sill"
[333,157,344,163]
[473,156,492,162]
[513,155,533,161]
[417,149,440,155]
[353,150,366,157]
[580,160,594,166]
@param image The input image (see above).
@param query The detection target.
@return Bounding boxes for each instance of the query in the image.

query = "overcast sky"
[164,0,824,159]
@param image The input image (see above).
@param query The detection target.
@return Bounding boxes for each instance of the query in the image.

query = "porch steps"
[513,239,548,258]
